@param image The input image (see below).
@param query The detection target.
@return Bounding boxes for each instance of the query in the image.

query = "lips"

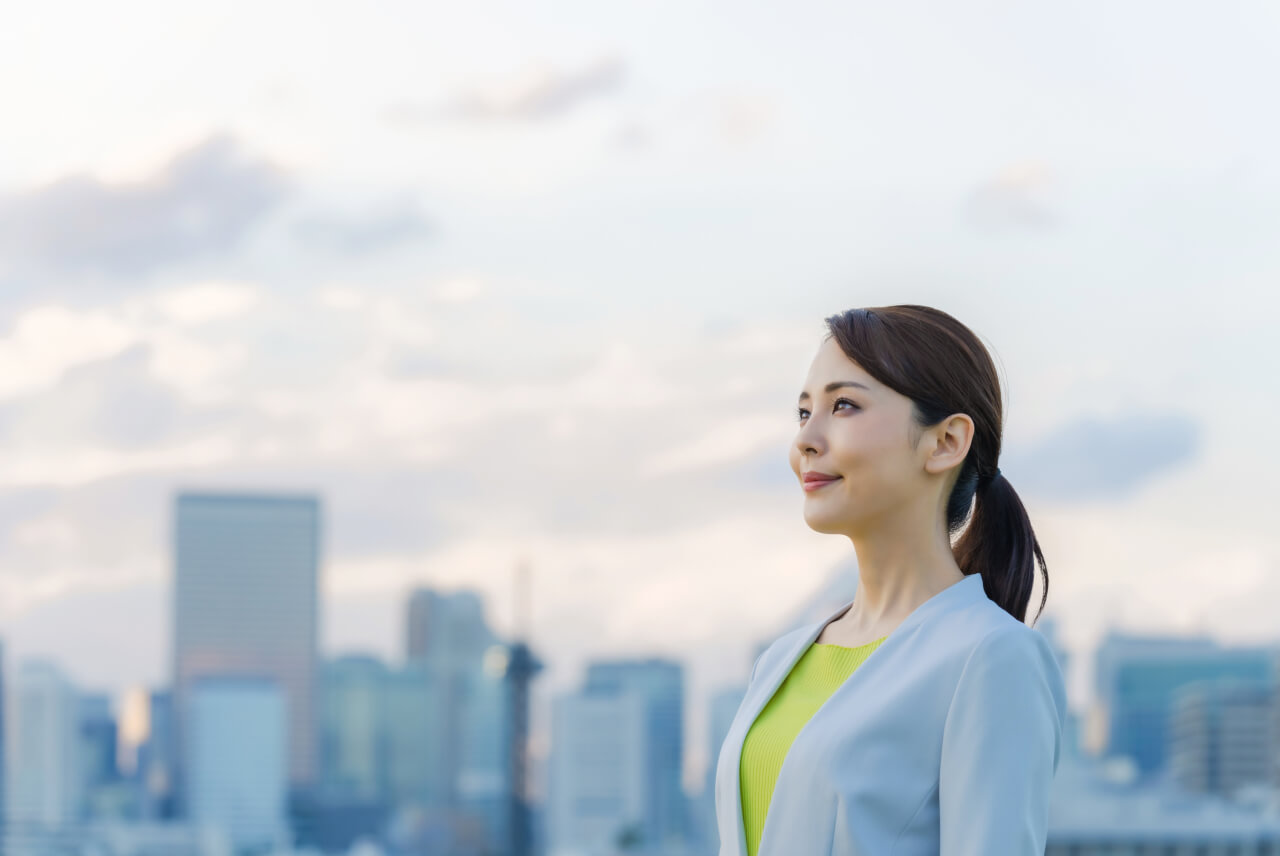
[802,473,842,492]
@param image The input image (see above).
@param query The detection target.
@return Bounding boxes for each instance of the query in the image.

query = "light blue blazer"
[714,572,1067,856]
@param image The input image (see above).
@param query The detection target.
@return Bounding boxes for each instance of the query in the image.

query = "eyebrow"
[798,381,871,402]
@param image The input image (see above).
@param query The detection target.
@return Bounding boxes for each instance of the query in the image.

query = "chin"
[801,508,850,535]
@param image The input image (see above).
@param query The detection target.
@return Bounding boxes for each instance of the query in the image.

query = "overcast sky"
[1,0,1277,790]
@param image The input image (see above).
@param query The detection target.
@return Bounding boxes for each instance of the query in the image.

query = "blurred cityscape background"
[6,491,1280,855]
[2,0,1278,854]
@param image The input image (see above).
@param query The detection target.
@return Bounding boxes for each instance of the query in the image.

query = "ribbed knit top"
[739,636,888,856]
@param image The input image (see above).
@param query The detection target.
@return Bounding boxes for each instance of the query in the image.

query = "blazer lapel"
[723,597,854,856]
[720,572,986,856]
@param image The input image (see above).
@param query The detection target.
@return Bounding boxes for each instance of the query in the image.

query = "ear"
[925,413,974,477]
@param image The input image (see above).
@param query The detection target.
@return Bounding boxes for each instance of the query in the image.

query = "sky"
[1,0,1278,792]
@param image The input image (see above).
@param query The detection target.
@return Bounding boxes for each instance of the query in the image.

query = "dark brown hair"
[822,304,1048,625]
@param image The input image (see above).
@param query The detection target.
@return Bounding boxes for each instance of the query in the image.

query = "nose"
[794,419,821,457]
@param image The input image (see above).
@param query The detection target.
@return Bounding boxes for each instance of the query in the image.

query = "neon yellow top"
[739,636,888,856]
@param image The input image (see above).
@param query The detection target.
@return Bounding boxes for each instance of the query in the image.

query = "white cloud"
[430,276,486,305]
[0,305,138,400]
[317,284,367,311]
[11,514,81,550]
[146,329,250,397]
[0,283,266,406]
[146,281,260,324]
[0,434,237,488]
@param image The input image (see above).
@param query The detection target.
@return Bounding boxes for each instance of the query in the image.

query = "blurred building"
[1048,747,1280,853]
[1093,632,1278,779]
[116,686,176,819]
[402,587,516,854]
[549,687,649,856]
[503,637,545,856]
[187,676,288,853]
[406,587,501,664]
[307,588,524,856]
[77,819,224,856]
[458,646,517,850]
[321,654,390,802]
[1169,678,1276,799]
[571,658,686,853]
[172,491,321,805]
[303,655,394,852]
[382,661,450,807]
[0,637,7,827]
[135,690,177,820]
[7,660,82,836]
[77,692,123,819]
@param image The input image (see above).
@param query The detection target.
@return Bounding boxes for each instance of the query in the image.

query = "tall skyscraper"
[172,491,321,800]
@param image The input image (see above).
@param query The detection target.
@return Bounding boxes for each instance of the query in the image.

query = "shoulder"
[963,622,1062,683]
[948,617,1068,729]
[912,593,1066,716]
[936,588,1060,666]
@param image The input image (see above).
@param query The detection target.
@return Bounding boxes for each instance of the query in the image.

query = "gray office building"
[172,491,321,798]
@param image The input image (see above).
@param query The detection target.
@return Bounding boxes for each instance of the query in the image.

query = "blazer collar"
[727,572,987,856]
[808,571,987,648]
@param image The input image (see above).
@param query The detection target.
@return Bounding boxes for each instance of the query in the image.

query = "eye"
[795,398,859,423]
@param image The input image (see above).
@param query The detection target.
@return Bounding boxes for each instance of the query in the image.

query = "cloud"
[387,55,626,124]
[0,304,138,400]
[429,277,486,305]
[0,286,260,404]
[148,282,261,325]
[1004,410,1203,501]
[0,133,291,277]
[0,344,244,452]
[291,199,432,255]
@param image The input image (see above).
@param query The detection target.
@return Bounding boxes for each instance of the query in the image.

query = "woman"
[714,305,1067,856]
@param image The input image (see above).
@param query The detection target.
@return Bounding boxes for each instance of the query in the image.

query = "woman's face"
[788,337,927,536]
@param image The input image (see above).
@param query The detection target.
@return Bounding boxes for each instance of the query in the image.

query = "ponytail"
[953,467,1048,626]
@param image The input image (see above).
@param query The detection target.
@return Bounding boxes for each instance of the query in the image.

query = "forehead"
[803,338,876,388]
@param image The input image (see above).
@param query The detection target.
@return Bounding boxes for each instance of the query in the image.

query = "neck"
[843,510,965,632]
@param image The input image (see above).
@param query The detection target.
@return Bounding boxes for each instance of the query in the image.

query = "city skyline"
[2,0,1278,822]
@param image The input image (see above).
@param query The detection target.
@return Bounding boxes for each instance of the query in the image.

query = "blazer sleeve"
[938,625,1067,855]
